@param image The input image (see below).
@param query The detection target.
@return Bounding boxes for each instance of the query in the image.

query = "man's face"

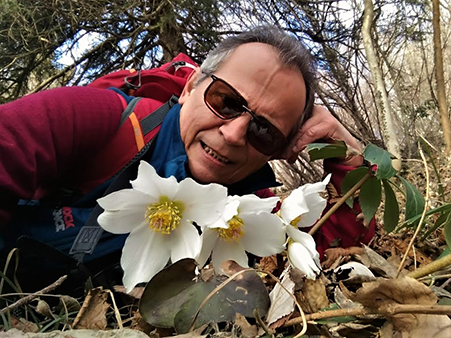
[178,42,307,185]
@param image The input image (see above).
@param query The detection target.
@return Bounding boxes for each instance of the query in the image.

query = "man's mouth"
[201,142,231,164]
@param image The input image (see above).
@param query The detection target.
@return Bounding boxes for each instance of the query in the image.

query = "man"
[0,26,374,291]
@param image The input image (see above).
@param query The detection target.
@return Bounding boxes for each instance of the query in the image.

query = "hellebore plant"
[97,160,330,292]
[97,161,228,292]
[196,194,286,274]
[279,174,331,279]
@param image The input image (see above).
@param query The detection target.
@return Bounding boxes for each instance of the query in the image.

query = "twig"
[309,169,374,235]
[282,304,451,327]
[407,254,451,279]
[396,144,429,277]
[0,275,67,315]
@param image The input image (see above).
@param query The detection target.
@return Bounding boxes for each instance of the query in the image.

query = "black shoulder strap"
[69,96,178,262]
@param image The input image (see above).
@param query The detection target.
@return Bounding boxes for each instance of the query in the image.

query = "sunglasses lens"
[247,118,287,155]
[204,76,287,155]
[205,80,243,119]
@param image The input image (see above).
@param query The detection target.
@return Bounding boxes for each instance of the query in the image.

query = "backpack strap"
[69,96,178,262]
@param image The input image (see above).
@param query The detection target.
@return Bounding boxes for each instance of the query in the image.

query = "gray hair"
[198,25,317,138]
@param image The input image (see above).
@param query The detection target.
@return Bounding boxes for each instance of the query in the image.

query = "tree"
[362,0,401,165]
[432,0,451,154]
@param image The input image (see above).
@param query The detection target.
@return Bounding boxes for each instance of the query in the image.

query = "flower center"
[217,215,245,242]
[290,215,301,227]
[145,196,184,235]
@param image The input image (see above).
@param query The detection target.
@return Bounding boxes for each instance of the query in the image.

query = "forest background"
[1,0,451,233]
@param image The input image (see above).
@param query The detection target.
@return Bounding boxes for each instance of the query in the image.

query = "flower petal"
[296,194,327,228]
[176,179,228,226]
[121,224,171,292]
[287,241,321,279]
[131,161,179,199]
[196,228,218,268]
[234,194,279,215]
[97,188,151,210]
[211,240,248,274]
[169,219,201,262]
[280,188,310,224]
[98,210,146,234]
[286,226,320,261]
[240,213,286,257]
[207,197,240,229]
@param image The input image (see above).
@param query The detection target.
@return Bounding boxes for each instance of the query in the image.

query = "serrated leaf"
[139,259,270,333]
[363,144,397,179]
[443,212,451,250]
[307,141,347,161]
[399,176,425,227]
[382,180,399,233]
[359,176,381,222]
[341,167,369,208]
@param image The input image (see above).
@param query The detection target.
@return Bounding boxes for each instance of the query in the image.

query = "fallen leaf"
[9,317,39,333]
[73,287,110,329]
[234,313,258,338]
[266,267,295,329]
[35,298,55,319]
[294,275,329,314]
[322,247,364,269]
[357,245,404,278]
[341,277,451,337]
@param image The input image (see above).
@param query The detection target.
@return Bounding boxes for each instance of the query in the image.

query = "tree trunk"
[432,0,451,154]
[362,0,401,167]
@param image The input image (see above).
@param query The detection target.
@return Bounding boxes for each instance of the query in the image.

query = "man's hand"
[280,106,363,166]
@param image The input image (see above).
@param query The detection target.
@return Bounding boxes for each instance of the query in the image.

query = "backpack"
[3,54,198,294]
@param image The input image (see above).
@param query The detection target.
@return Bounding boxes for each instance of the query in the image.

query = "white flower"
[196,194,286,274]
[97,161,228,292]
[286,225,321,279]
[279,175,331,279]
[280,174,331,228]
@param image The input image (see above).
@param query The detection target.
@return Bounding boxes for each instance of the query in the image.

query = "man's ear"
[178,67,201,105]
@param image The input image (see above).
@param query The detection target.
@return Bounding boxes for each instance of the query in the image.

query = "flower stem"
[308,169,374,236]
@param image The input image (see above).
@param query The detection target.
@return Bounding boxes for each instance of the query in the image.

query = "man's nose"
[219,114,251,147]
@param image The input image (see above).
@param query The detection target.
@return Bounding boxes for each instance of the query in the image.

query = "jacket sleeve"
[0,86,125,226]
[312,160,376,259]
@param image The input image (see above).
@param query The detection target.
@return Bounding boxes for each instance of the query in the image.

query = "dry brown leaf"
[258,255,278,274]
[234,313,258,338]
[113,285,145,299]
[357,245,403,278]
[73,287,110,329]
[35,299,55,319]
[9,316,39,333]
[341,277,451,337]
[294,276,329,314]
[322,247,364,269]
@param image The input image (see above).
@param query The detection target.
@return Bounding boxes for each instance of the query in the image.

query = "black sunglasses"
[203,74,287,156]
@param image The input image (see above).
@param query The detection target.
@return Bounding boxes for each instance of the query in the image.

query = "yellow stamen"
[290,215,301,227]
[145,196,184,235]
[218,215,245,242]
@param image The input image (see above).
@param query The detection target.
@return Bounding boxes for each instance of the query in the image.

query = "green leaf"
[307,141,347,161]
[363,144,397,179]
[341,167,369,208]
[139,259,270,333]
[359,176,382,222]
[403,203,451,227]
[398,176,425,227]
[382,180,399,233]
[443,212,451,250]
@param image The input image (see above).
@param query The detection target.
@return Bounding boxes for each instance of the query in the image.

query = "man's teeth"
[203,145,231,164]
